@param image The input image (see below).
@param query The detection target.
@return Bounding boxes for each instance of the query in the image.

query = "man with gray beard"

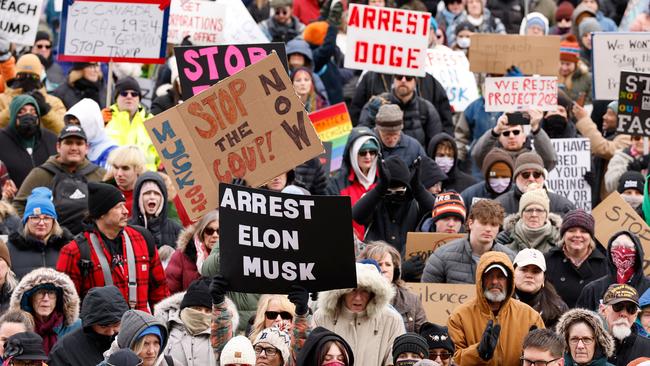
[598,284,650,365]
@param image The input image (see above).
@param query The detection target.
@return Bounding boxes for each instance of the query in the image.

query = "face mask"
[180,307,211,335]
[542,115,568,138]
[16,114,39,138]
[322,362,345,366]
[622,194,644,209]
[456,37,471,49]
[435,156,454,174]
[488,177,510,193]
[395,360,418,366]
[611,246,636,284]
[557,26,570,34]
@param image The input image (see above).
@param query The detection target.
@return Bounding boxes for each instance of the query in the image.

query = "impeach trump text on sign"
[406,283,475,325]
[144,53,324,221]
[405,232,465,262]
[592,192,650,275]
[345,4,430,77]
[484,77,558,112]
[218,184,357,293]
[545,138,591,210]
[617,71,650,137]
[0,0,42,45]
[175,43,288,100]
[592,32,650,101]
[58,0,169,63]
[308,103,353,172]
[424,47,478,112]
[469,34,560,76]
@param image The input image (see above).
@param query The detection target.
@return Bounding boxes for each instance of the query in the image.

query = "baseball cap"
[58,124,87,141]
[513,248,546,272]
[484,264,508,277]
[603,284,639,306]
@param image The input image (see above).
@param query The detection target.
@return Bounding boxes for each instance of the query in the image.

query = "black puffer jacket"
[0,126,57,188]
[151,87,181,115]
[294,157,329,195]
[52,79,106,109]
[486,0,524,34]
[7,227,74,279]
[426,133,477,193]
[610,328,650,366]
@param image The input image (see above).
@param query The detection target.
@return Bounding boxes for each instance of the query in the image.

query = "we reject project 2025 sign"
[218,184,357,294]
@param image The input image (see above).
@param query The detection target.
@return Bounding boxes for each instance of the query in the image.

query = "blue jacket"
[635,288,650,338]
[378,130,426,167]
[596,11,618,32]
[463,97,501,152]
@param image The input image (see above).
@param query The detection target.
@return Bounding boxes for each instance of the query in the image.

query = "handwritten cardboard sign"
[591,191,650,275]
[406,282,475,325]
[469,34,560,76]
[0,0,43,45]
[617,71,650,137]
[424,47,478,112]
[58,0,169,63]
[175,43,288,100]
[405,232,465,262]
[484,76,558,112]
[308,103,353,172]
[144,53,324,221]
[546,138,592,210]
[345,4,430,77]
[592,32,650,100]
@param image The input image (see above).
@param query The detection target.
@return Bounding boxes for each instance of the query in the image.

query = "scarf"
[349,136,378,189]
[467,14,483,26]
[34,311,64,355]
[179,307,211,335]
[611,247,636,284]
[513,220,553,251]
[193,233,210,271]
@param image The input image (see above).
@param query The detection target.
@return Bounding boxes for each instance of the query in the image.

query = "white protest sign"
[136,77,156,109]
[345,4,430,77]
[484,76,558,112]
[0,0,43,45]
[424,46,478,112]
[592,32,650,100]
[546,138,591,210]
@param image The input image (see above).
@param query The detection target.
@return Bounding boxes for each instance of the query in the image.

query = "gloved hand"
[102,108,113,125]
[0,38,10,63]
[409,156,423,190]
[29,91,51,116]
[583,171,595,187]
[375,156,390,194]
[367,96,387,121]
[327,0,343,27]
[477,320,501,361]
[320,0,332,19]
[210,275,229,305]
[231,177,249,187]
[505,65,523,77]
[401,256,425,282]
[288,285,310,315]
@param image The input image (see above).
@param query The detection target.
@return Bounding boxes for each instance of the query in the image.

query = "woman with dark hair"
[291,67,328,113]
[297,326,354,366]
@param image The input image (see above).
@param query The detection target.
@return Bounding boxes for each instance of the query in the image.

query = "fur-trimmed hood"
[556,308,615,358]
[10,267,80,326]
[176,224,197,254]
[153,291,240,332]
[317,263,395,319]
[502,212,563,234]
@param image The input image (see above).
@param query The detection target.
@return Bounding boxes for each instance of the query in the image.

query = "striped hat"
[432,191,466,223]
[560,35,580,64]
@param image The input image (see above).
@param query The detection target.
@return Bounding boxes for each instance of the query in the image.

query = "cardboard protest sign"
[424,47,478,111]
[592,32,650,100]
[0,0,43,45]
[469,34,561,76]
[546,138,592,210]
[406,282,475,324]
[484,77,558,112]
[345,4,431,77]
[617,71,650,137]
[175,43,288,100]
[308,103,353,172]
[219,184,357,293]
[58,0,169,63]
[405,232,465,262]
[144,52,324,221]
[592,191,650,275]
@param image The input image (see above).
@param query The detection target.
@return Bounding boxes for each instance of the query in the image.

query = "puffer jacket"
[454,97,501,162]
[496,212,562,253]
[8,226,74,279]
[165,225,204,294]
[427,133,477,193]
[421,237,515,284]
[105,104,159,171]
[495,185,575,217]
[294,157,328,195]
[486,0,525,34]
[556,308,615,366]
[0,85,66,134]
[66,98,117,169]
[314,263,405,366]
[447,252,545,366]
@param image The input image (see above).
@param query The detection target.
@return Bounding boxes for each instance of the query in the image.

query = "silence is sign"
[617,71,650,137]
[218,184,357,294]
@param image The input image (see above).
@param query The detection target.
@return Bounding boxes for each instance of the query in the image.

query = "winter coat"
[556,308,615,366]
[634,288,650,338]
[294,157,329,195]
[472,128,557,173]
[0,85,66,134]
[314,263,405,366]
[259,15,305,43]
[165,226,203,294]
[285,39,330,102]
[544,245,609,308]
[8,228,74,279]
[514,287,568,330]
[496,212,562,254]
[378,131,427,167]
[393,284,427,333]
[65,98,117,169]
[296,326,355,366]
[604,147,636,194]
[52,77,106,110]
[427,133,477,193]
[0,201,22,237]
[454,97,501,162]
[486,0,525,34]
[422,237,515,284]
[105,104,159,171]
[495,185,575,217]
[611,328,650,366]
[460,180,503,209]
[576,231,650,311]
[151,88,181,115]
[44,61,65,93]
[560,62,592,104]
[309,23,344,104]
[447,251,545,366]
[447,8,506,45]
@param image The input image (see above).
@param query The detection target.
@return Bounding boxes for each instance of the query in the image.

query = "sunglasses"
[611,302,638,314]
[203,227,219,236]
[358,149,378,157]
[35,44,52,49]
[520,171,543,179]
[119,91,139,98]
[502,130,522,137]
[265,311,293,320]
[394,75,415,82]
[430,351,451,360]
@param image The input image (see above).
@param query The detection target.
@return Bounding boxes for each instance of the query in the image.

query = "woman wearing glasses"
[7,187,73,279]
[556,308,615,366]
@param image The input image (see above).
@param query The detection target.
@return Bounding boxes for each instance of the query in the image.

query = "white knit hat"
[253,327,291,365]
[220,336,256,365]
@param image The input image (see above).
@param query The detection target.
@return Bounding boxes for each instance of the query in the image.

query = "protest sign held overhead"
[424,47,478,112]
[484,77,558,112]
[145,52,324,221]
[592,32,650,100]
[0,0,43,45]
[345,4,430,77]
[308,103,353,172]
[175,43,288,100]
[546,138,591,210]
[405,232,465,263]
[218,184,357,293]
[58,0,169,63]
[469,34,560,76]
[406,283,475,325]
[617,71,650,137]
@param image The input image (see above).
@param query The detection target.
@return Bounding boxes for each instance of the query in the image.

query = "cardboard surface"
[424,47,479,112]
[617,71,650,137]
[404,232,465,261]
[469,34,560,76]
[484,77,558,112]
[545,138,592,210]
[0,0,43,45]
[308,103,353,172]
[406,282,475,325]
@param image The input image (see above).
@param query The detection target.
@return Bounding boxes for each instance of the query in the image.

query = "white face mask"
[457,37,471,49]
[622,194,644,209]
[489,178,510,193]
[435,156,454,174]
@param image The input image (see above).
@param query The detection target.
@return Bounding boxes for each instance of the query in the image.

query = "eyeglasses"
[568,336,594,346]
[265,311,293,320]
[35,44,52,49]
[520,171,543,180]
[520,357,562,366]
[611,302,638,314]
[523,208,546,215]
[386,186,408,196]
[429,351,451,360]
[254,345,279,356]
[28,215,54,224]
[203,227,219,236]
[274,7,289,15]
[394,75,415,82]
[358,150,378,157]
[119,91,139,98]
[502,130,522,137]
[34,288,57,298]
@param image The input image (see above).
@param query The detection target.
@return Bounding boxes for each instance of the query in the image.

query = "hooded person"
[419,157,448,195]
[635,288,650,338]
[296,326,354,366]
[575,231,650,311]
[64,98,117,169]
[100,349,143,366]
[285,39,329,101]
[447,252,545,366]
[460,148,514,207]
[519,12,550,35]
[313,263,405,366]
[48,285,129,366]
[556,308,615,366]
[417,191,467,234]
[542,90,579,139]
[427,133,477,193]
[52,62,106,109]
[577,17,602,66]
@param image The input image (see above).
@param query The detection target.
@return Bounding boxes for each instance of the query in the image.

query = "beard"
[484,288,506,302]
[611,320,632,340]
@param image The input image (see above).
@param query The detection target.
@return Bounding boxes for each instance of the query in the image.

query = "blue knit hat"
[137,326,162,344]
[23,187,57,224]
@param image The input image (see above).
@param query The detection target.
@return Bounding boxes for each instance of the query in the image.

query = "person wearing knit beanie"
[520,12,549,35]
[113,77,142,103]
[393,332,430,365]
[87,182,126,220]
[376,104,404,133]
[560,35,580,64]
[618,171,645,209]
[419,157,447,193]
[22,187,57,224]
[220,336,255,366]
[432,191,466,233]
[480,148,514,196]
[542,89,575,139]
[556,1,574,22]
[518,185,550,216]
[252,327,291,366]
[303,21,328,46]
[578,17,601,47]
[513,152,545,184]
[560,209,595,238]
[179,278,212,310]
[419,322,454,364]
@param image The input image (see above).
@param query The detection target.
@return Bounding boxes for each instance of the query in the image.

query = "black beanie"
[88,182,125,219]
[393,332,430,363]
[35,31,50,43]
[72,62,95,71]
[384,156,411,188]
[420,156,447,189]
[617,171,645,195]
[419,322,455,353]
[113,76,142,102]
[180,278,212,310]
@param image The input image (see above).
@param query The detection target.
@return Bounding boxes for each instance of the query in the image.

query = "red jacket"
[293,0,321,25]
[339,170,376,239]
[56,225,169,312]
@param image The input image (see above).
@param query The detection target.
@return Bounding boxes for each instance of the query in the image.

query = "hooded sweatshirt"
[296,326,355,366]
[104,310,171,365]
[427,133,477,193]
[65,98,117,168]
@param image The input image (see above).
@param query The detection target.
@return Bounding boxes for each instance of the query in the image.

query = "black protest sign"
[175,43,288,100]
[218,183,357,294]
[617,71,650,137]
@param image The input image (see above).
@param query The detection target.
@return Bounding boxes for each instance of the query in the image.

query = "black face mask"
[16,114,39,138]
[542,115,568,138]
[15,77,43,93]
[557,26,570,35]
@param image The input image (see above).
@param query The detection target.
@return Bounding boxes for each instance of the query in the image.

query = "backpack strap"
[40,162,62,176]
[88,233,114,287]
[76,162,100,177]
[123,231,137,309]
[75,233,94,278]
[164,354,174,366]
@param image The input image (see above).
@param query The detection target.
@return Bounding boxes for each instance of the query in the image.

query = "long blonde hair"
[249,294,295,341]
[24,219,63,244]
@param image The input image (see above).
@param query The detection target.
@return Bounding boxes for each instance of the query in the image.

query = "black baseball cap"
[58,124,87,141]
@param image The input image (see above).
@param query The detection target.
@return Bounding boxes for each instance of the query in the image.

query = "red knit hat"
[303,21,329,46]
[555,1,574,21]
[560,35,580,63]
[432,192,466,223]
